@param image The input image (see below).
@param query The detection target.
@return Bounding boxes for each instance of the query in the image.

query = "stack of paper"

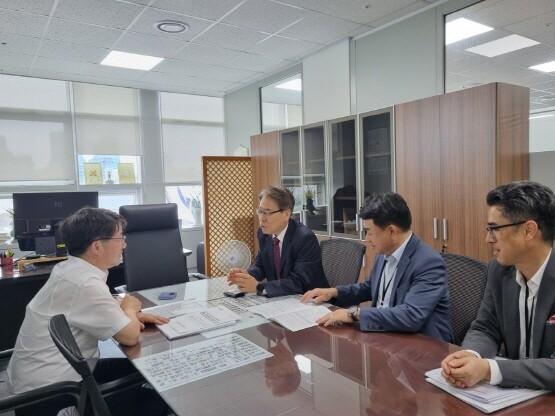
[157,305,240,340]
[142,299,207,318]
[425,368,549,413]
[246,297,330,332]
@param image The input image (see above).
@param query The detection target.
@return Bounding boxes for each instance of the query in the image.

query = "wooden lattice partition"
[202,156,254,277]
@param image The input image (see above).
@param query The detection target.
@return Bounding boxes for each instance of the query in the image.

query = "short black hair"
[486,181,555,242]
[259,185,295,211]
[60,207,126,257]
[359,192,412,231]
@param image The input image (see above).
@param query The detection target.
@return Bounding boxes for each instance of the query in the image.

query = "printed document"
[425,368,549,413]
[133,333,272,392]
[157,305,240,339]
[246,297,330,331]
[142,299,207,318]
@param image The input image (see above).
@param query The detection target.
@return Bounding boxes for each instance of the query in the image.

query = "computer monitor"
[13,192,99,255]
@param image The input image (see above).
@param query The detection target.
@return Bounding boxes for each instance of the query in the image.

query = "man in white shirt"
[6,207,169,415]
[441,181,555,390]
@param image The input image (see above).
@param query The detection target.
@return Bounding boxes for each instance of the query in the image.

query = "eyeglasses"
[256,208,284,218]
[96,235,126,242]
[485,221,526,235]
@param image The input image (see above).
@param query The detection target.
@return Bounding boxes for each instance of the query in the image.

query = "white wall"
[303,39,351,124]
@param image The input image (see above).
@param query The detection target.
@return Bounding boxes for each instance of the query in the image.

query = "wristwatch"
[348,305,360,321]
[256,283,266,296]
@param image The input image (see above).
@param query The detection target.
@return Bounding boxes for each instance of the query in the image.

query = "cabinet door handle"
[355,213,360,232]
[443,218,448,240]
[433,218,438,239]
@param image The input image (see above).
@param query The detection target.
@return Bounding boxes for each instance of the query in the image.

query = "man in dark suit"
[301,192,452,342]
[441,181,555,390]
[227,185,327,297]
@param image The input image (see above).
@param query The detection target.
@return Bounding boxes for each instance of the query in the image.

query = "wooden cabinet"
[395,82,529,261]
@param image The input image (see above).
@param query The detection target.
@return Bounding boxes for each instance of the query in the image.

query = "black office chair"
[441,253,487,345]
[49,314,147,416]
[119,203,189,291]
[0,349,82,414]
[320,238,366,287]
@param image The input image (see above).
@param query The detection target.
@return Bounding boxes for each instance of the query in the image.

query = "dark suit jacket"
[335,234,453,342]
[248,218,327,297]
[462,252,555,389]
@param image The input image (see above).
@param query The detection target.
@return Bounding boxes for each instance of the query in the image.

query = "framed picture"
[118,163,136,184]
[84,163,103,185]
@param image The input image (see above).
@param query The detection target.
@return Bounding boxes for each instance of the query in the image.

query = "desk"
[125,280,555,416]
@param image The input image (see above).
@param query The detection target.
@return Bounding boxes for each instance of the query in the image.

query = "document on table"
[142,299,207,318]
[425,368,549,413]
[246,297,330,332]
[133,333,273,392]
[157,305,240,340]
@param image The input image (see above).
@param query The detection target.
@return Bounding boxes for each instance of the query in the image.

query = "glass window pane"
[99,193,138,212]
[77,155,141,185]
[166,185,203,227]
[261,73,303,132]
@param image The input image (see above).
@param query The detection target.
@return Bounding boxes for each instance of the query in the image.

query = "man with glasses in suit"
[227,185,328,297]
[441,181,555,390]
[6,207,169,415]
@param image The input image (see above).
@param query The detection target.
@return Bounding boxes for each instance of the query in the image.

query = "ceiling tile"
[38,39,109,64]
[114,31,187,57]
[193,23,268,51]
[151,58,205,76]
[222,0,306,33]
[278,10,362,44]
[0,9,49,37]
[151,0,244,21]
[225,52,285,72]
[0,51,34,68]
[190,65,259,82]
[0,0,56,15]
[248,36,321,59]
[0,32,41,56]
[45,18,124,48]
[53,0,144,29]
[128,8,213,41]
[172,43,241,65]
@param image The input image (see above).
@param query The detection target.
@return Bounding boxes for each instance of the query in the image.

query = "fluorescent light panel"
[275,79,302,91]
[466,34,539,57]
[529,60,555,73]
[446,18,493,45]
[101,51,163,71]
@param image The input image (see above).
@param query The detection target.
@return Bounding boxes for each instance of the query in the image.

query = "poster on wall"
[84,163,103,184]
[118,163,136,184]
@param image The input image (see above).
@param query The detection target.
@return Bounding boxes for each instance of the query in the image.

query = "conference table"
[125,278,555,416]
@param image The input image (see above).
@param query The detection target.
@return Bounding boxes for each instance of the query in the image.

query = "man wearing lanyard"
[228,185,328,297]
[301,192,452,342]
[441,181,555,390]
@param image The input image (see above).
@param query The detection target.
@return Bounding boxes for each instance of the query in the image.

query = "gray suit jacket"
[462,252,555,389]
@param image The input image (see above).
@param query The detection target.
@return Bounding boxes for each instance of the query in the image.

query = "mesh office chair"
[49,314,146,416]
[442,253,487,345]
[321,238,366,287]
[120,203,189,291]
[0,349,81,414]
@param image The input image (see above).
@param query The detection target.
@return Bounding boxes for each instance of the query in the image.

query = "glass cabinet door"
[360,108,394,205]
[279,128,302,217]
[301,123,327,234]
[329,116,358,238]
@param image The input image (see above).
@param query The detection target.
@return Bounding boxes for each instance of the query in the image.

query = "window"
[161,93,225,226]
[261,73,303,133]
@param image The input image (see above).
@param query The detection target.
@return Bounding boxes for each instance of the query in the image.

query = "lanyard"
[379,259,398,307]
[525,284,535,359]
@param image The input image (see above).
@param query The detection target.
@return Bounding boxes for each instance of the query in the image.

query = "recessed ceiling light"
[529,60,555,73]
[100,51,163,71]
[466,34,539,57]
[445,18,493,45]
[275,79,302,91]
[156,20,188,33]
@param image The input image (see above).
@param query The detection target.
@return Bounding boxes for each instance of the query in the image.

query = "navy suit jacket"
[462,252,555,389]
[336,234,453,342]
[248,218,327,297]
